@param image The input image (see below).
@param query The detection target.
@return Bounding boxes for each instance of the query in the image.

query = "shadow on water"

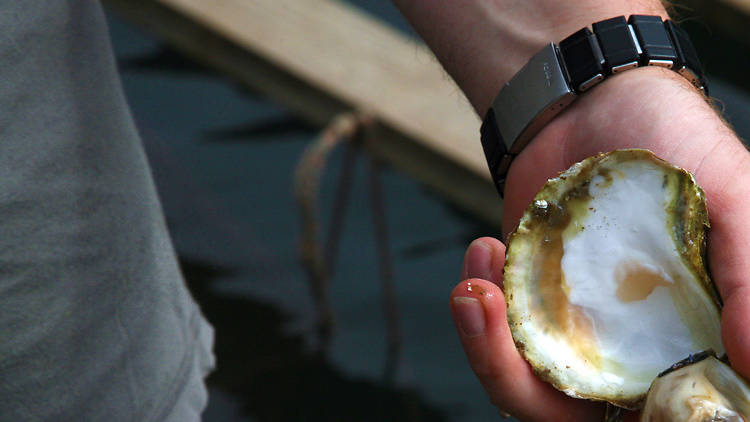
[180,257,449,422]
[201,116,317,144]
[399,224,496,259]
[120,46,214,75]
[400,190,501,260]
[683,22,750,94]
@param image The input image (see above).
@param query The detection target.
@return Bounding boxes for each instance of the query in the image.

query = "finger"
[461,237,505,287]
[450,278,604,422]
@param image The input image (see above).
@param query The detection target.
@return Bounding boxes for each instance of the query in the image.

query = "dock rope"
[293,111,402,383]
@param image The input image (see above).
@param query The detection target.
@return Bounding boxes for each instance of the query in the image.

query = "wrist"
[458,2,671,116]
[393,0,669,116]
[501,66,747,235]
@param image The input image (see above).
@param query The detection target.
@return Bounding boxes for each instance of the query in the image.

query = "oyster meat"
[642,353,750,421]
[504,149,723,409]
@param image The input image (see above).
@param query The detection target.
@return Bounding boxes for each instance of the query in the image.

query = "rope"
[294,113,401,385]
[294,112,372,354]
[293,111,402,384]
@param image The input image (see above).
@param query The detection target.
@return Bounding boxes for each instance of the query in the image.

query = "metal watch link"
[480,15,707,197]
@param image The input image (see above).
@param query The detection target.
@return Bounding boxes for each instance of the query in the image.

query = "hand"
[450,67,750,421]
[392,1,750,419]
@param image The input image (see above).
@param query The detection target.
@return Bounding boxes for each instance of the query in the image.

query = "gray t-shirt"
[0,1,215,420]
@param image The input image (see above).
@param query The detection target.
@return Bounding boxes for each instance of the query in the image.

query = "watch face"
[491,43,575,154]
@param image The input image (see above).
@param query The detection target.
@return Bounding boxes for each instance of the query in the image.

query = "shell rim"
[503,149,721,410]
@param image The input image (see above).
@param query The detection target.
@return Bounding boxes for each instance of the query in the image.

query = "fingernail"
[465,240,492,280]
[453,297,485,337]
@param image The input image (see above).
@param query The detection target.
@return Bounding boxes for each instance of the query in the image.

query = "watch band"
[480,15,707,198]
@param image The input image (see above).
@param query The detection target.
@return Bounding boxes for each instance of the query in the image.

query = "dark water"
[104,3,750,422]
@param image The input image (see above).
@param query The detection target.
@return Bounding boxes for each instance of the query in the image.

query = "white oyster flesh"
[504,150,724,408]
[641,356,750,422]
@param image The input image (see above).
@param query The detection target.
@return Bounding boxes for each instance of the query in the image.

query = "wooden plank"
[722,0,750,15]
[103,0,504,227]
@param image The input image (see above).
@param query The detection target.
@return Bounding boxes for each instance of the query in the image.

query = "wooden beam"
[724,0,750,14]
[103,0,504,228]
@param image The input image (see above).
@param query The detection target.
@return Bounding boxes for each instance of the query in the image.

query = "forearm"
[394,0,749,294]
[392,0,748,232]
[391,0,669,116]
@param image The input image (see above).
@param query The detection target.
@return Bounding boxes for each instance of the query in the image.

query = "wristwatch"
[480,15,707,197]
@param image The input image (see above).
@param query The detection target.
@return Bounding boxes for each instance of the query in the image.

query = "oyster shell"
[641,352,750,421]
[504,149,723,409]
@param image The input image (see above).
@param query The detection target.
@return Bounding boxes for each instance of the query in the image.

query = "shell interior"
[504,150,723,409]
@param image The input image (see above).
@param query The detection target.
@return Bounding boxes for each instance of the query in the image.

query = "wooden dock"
[104,0,501,226]
[103,0,750,228]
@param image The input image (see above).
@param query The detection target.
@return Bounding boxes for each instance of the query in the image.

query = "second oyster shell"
[641,353,750,421]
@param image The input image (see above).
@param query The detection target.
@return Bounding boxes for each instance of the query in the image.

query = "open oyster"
[641,352,750,421]
[504,149,723,409]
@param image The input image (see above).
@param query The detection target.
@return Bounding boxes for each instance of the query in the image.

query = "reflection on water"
[121,46,213,75]
[181,257,447,421]
[200,117,316,144]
